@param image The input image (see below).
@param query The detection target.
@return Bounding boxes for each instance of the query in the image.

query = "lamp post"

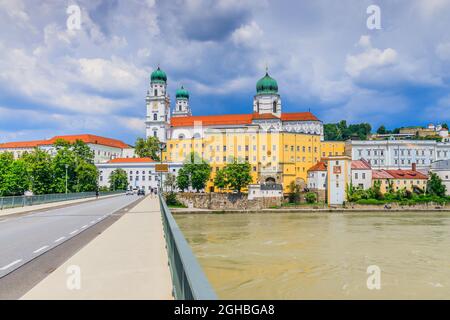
[158,141,167,193]
[65,164,69,194]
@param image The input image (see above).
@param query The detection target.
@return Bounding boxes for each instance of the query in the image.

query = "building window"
[273,101,277,113]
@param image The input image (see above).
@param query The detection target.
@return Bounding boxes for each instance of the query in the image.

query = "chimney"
[412,163,416,172]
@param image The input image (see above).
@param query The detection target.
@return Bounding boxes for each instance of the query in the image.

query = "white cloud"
[231,21,263,47]
[345,36,398,78]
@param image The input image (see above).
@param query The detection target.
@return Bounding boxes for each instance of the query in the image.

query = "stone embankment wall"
[176,193,282,211]
[344,202,450,211]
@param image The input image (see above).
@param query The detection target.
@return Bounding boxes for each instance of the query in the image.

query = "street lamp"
[158,141,167,193]
[65,164,69,194]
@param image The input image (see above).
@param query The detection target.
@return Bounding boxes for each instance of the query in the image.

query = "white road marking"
[81,225,88,229]
[0,259,22,271]
[70,229,79,235]
[54,236,65,243]
[90,220,96,224]
[33,245,49,254]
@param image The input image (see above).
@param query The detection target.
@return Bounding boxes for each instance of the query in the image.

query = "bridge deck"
[21,195,173,300]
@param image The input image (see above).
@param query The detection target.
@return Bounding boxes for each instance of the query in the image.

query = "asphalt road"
[0,194,141,279]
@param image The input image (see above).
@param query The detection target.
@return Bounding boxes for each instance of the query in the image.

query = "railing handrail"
[0,191,125,210]
[159,194,217,300]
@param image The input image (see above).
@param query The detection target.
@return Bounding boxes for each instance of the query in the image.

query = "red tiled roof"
[171,114,253,127]
[0,134,129,149]
[281,112,319,121]
[170,112,319,127]
[372,169,428,180]
[108,157,155,163]
[351,159,371,170]
[385,169,428,180]
[0,140,48,148]
[252,113,280,120]
[308,161,327,172]
[372,170,394,179]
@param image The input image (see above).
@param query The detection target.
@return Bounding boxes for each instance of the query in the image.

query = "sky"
[1,0,450,145]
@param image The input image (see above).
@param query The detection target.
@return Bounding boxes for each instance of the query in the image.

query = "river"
[175,212,450,299]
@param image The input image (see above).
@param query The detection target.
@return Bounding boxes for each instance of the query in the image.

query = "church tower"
[145,67,171,142]
[253,69,281,117]
[172,85,192,117]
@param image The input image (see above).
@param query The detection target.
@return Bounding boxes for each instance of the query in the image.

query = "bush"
[164,192,183,207]
[305,192,317,204]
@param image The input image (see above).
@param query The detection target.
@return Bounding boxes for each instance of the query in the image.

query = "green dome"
[150,67,167,83]
[176,85,189,99]
[256,72,278,94]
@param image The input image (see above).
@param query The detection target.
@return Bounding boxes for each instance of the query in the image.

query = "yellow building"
[147,67,345,193]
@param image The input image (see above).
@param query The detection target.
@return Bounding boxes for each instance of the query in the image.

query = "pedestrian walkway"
[21,196,173,300]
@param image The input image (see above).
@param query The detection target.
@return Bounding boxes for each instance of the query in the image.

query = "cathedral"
[145,67,344,192]
[145,67,324,142]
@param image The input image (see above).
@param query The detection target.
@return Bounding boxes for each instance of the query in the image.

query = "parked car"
[126,190,133,195]
[137,189,145,196]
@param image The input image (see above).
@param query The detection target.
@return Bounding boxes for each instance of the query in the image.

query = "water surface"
[175,212,450,299]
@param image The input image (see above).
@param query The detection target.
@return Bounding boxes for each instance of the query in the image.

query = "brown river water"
[175,212,450,299]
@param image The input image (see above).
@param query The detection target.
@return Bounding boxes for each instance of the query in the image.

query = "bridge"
[0,192,216,300]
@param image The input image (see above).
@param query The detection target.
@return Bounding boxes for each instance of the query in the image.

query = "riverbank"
[171,203,450,214]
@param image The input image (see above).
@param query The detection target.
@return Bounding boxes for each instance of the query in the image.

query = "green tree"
[164,173,177,192]
[0,154,29,196]
[75,161,99,192]
[72,139,95,164]
[213,168,227,192]
[0,152,14,196]
[187,152,211,192]
[109,168,128,191]
[377,125,387,134]
[305,192,317,204]
[22,148,53,194]
[135,137,160,160]
[324,121,372,141]
[427,173,447,197]
[51,144,77,193]
[442,123,448,130]
[288,181,301,203]
[223,158,252,193]
[176,167,190,192]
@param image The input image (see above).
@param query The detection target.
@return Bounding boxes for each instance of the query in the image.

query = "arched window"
[256,101,259,112]
[153,113,157,121]
[153,131,157,137]
[178,134,185,139]
[179,105,182,111]
[154,89,158,96]
[273,101,277,113]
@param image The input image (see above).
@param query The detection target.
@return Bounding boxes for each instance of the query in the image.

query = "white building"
[307,161,327,190]
[430,160,450,196]
[248,184,283,200]
[351,159,372,190]
[96,158,183,192]
[327,156,352,205]
[0,134,134,164]
[350,139,450,171]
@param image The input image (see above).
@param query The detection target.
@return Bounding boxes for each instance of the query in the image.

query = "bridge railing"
[0,191,125,210]
[159,194,217,300]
